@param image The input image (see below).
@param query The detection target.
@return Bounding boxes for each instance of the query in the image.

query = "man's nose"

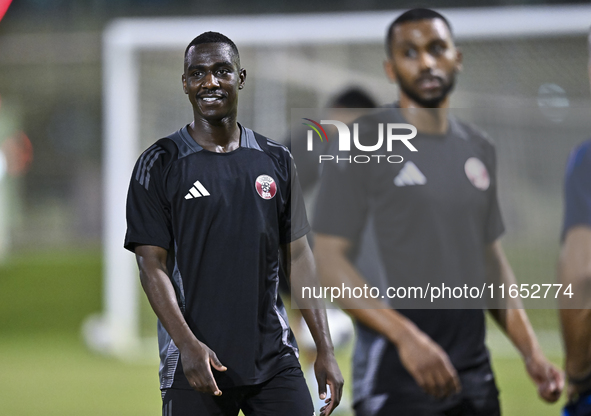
[418,52,436,71]
[203,72,220,89]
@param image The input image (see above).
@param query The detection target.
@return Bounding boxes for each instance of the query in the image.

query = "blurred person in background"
[287,86,377,414]
[312,8,563,416]
[289,86,378,194]
[558,27,591,416]
[124,31,343,416]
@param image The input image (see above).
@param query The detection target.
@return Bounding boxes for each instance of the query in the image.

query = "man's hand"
[524,351,564,403]
[314,234,460,400]
[179,338,227,396]
[315,348,344,416]
[135,245,228,396]
[397,329,461,399]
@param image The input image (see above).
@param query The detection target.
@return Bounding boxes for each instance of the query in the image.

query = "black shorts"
[161,367,315,416]
[354,362,500,416]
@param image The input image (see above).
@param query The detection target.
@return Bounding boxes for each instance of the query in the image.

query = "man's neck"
[188,117,241,153]
[398,94,449,135]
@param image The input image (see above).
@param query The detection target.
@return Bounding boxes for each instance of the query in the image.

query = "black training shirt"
[313,108,504,403]
[125,125,309,389]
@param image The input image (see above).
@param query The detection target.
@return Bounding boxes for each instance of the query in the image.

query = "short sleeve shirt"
[314,108,504,291]
[562,140,591,239]
[313,108,504,400]
[125,125,309,389]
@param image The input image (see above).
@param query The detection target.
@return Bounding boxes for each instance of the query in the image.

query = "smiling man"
[312,8,563,416]
[124,32,343,416]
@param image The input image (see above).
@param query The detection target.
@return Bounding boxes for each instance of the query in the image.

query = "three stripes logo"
[393,161,427,186]
[136,144,166,190]
[184,180,211,199]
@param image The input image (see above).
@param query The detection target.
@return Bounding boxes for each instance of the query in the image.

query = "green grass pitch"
[0,249,566,415]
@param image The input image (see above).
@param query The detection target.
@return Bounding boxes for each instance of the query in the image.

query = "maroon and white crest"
[464,157,490,191]
[255,174,277,200]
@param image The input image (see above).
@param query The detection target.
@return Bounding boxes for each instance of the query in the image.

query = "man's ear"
[238,68,247,90]
[455,48,464,73]
[182,73,188,94]
[383,59,397,84]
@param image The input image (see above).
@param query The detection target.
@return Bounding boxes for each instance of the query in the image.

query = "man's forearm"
[299,308,334,352]
[561,309,591,378]
[559,227,591,378]
[135,246,196,349]
[288,237,334,351]
[313,234,462,399]
[486,240,564,402]
[485,241,541,359]
[313,234,420,347]
[135,245,226,395]
[490,308,542,360]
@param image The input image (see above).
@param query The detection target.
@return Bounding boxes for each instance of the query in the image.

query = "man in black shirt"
[125,32,343,416]
[313,8,562,416]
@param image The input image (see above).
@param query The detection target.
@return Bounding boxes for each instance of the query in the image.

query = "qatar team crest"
[464,157,490,191]
[255,175,277,200]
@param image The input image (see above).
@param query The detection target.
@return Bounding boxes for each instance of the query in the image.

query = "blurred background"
[1,0,591,414]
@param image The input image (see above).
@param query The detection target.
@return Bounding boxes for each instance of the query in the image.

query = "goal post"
[88,5,591,358]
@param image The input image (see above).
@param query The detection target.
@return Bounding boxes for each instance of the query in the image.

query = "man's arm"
[313,233,461,399]
[559,226,591,396]
[485,240,564,402]
[283,235,344,416]
[134,245,227,396]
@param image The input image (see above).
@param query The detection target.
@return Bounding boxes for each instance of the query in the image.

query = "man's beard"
[396,70,457,108]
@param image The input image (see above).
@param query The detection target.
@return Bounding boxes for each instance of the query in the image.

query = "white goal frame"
[92,5,591,358]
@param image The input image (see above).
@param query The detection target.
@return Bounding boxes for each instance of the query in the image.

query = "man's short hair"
[329,87,377,109]
[386,8,453,58]
[184,31,240,67]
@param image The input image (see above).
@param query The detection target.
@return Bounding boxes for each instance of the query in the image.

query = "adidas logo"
[393,161,426,186]
[184,181,210,199]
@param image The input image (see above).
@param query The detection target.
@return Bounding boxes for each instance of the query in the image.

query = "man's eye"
[404,48,417,58]
[431,44,445,56]
[217,69,230,75]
